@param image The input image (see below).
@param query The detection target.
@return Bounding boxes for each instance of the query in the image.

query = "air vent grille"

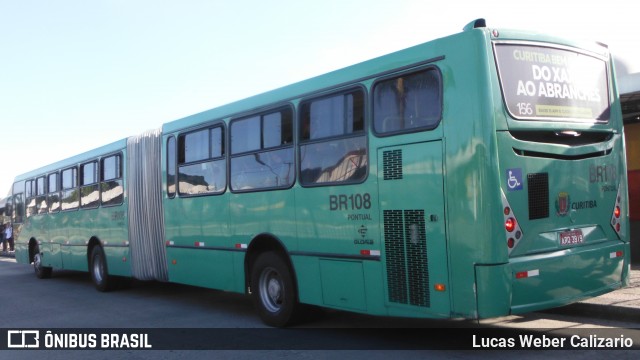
[383,209,430,307]
[383,149,403,180]
[527,173,549,220]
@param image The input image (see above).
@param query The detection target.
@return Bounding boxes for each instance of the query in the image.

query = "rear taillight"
[502,191,523,254]
[610,187,624,237]
[505,217,516,232]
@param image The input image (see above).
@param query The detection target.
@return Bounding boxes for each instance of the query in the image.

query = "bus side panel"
[475,263,511,318]
[103,246,131,277]
[166,247,235,290]
[100,204,131,277]
[293,178,379,313]
[165,193,235,291]
[377,140,450,317]
[30,213,63,269]
[230,190,298,293]
[63,211,86,271]
[292,255,322,305]
[41,244,62,268]
[441,31,506,318]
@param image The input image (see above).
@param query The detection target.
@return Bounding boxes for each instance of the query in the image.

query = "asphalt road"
[0,257,638,359]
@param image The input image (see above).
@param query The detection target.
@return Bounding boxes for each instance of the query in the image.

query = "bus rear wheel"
[90,246,113,292]
[250,251,300,327]
[33,245,52,279]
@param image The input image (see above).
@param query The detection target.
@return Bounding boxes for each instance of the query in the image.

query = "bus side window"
[11,181,24,224]
[36,176,48,214]
[80,161,100,209]
[230,107,294,192]
[177,126,226,196]
[299,89,367,186]
[101,154,124,206]
[25,179,36,218]
[48,172,60,213]
[61,167,78,211]
[373,68,442,134]
[166,136,176,198]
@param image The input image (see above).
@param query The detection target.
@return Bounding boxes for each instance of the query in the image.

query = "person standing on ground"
[1,224,6,254]
[3,223,13,254]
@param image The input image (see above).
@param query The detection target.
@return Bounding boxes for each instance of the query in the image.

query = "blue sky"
[1,0,638,196]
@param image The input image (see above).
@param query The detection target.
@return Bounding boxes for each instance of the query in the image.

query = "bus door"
[377,140,450,316]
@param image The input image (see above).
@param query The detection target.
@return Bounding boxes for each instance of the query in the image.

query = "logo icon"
[7,330,40,348]
[506,168,523,191]
[358,225,367,238]
[555,192,570,217]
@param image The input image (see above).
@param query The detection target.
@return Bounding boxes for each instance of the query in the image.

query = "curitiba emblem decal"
[555,192,570,216]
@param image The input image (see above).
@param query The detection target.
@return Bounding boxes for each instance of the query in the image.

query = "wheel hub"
[267,278,282,303]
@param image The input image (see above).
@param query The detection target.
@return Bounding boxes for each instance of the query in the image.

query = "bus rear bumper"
[475,241,629,318]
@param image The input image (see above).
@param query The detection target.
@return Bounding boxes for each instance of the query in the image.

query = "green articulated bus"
[8,19,630,326]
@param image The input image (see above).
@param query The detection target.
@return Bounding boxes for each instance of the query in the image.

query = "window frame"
[24,179,36,218]
[298,86,369,188]
[177,122,227,197]
[47,171,60,214]
[166,135,177,199]
[371,66,443,137]
[100,152,124,207]
[229,104,295,193]
[35,175,47,215]
[11,181,25,224]
[80,160,100,209]
[60,166,79,212]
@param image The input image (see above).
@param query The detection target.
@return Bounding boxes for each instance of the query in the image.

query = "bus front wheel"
[33,245,52,279]
[250,251,300,327]
[90,246,113,292]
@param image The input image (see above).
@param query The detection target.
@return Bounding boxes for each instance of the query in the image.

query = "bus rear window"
[494,43,610,122]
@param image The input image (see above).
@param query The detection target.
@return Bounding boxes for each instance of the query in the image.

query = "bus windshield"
[494,42,610,122]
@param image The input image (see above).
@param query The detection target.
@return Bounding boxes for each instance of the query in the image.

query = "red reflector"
[360,250,380,256]
[610,251,624,258]
[504,207,511,216]
[515,271,528,279]
[516,269,539,279]
[507,238,515,249]
[616,223,621,232]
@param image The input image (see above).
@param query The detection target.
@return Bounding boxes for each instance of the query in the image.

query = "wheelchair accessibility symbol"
[506,168,523,191]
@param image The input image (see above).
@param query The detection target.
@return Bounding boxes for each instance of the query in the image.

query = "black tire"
[33,245,52,279]
[250,252,301,327]
[90,246,113,292]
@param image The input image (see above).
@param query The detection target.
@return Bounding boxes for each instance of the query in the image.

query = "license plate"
[560,229,584,246]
